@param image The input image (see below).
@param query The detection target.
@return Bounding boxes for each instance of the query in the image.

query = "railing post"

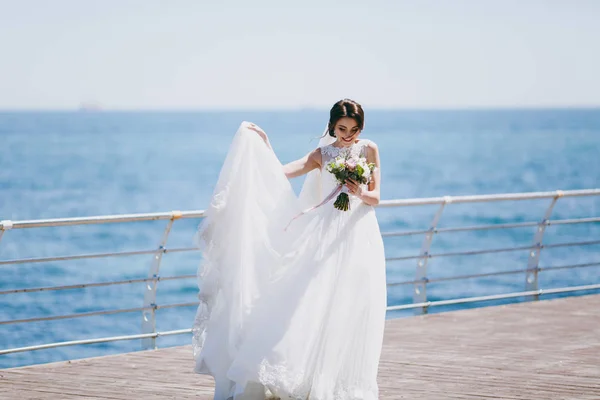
[0,220,13,245]
[414,197,450,315]
[526,191,562,300]
[141,211,181,350]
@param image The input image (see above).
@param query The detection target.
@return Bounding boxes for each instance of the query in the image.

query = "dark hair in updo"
[328,99,364,137]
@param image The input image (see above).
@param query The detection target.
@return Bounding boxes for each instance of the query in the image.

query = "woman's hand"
[345,178,364,198]
[247,123,271,149]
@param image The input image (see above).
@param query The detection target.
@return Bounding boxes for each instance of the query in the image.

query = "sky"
[1,0,599,110]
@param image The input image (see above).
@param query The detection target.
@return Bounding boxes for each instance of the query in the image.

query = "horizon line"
[1,105,600,113]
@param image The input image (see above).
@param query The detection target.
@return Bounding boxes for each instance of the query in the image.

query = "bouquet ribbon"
[284,184,343,231]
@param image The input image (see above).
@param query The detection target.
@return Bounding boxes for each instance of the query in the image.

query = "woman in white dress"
[192,99,387,400]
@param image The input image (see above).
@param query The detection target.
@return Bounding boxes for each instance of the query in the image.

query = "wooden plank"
[1,294,599,399]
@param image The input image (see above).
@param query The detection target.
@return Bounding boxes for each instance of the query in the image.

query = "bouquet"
[284,148,376,231]
[326,153,376,211]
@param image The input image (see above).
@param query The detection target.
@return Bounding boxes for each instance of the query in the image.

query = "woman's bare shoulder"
[362,139,379,151]
[305,147,323,168]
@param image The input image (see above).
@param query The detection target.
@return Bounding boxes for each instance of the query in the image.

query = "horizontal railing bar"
[382,222,539,237]
[156,301,200,310]
[386,283,600,311]
[549,217,600,225]
[0,274,196,296]
[0,247,199,267]
[2,216,597,267]
[540,261,600,271]
[387,261,600,286]
[163,246,198,254]
[3,237,596,267]
[0,328,192,355]
[0,211,206,230]
[159,274,196,281]
[2,190,598,232]
[378,189,600,208]
[387,240,600,262]
[0,306,153,325]
[382,229,431,237]
[4,260,597,296]
[544,240,600,249]
[387,245,532,261]
[382,217,600,238]
[0,249,157,266]
[387,268,531,286]
[0,278,151,295]
[0,300,201,325]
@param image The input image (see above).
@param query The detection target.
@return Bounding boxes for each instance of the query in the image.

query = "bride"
[192,99,387,400]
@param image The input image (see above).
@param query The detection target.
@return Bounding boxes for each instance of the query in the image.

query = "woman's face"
[333,117,361,146]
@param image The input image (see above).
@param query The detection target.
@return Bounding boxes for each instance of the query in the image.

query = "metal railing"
[1,188,599,356]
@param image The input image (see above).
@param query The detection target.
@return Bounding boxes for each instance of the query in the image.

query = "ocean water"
[1,109,599,369]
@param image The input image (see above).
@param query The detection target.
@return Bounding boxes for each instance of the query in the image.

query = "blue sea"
[1,109,599,369]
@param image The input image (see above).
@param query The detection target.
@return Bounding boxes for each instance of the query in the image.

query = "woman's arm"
[346,141,381,206]
[247,124,321,179]
[282,149,321,179]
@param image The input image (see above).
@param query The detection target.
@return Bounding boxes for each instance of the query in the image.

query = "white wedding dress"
[192,122,387,400]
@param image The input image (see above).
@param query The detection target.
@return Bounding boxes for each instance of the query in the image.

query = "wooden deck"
[2,294,599,399]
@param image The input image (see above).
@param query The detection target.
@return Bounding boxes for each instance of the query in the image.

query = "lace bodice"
[320,139,370,163]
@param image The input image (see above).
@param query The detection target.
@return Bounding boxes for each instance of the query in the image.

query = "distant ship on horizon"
[78,102,103,111]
